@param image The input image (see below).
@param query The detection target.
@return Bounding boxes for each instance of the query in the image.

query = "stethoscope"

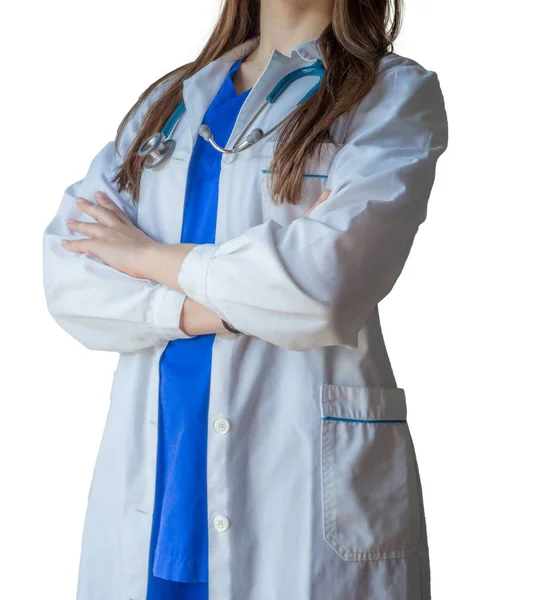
[138,59,325,169]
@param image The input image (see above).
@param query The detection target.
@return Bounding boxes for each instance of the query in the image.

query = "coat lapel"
[181,39,260,143]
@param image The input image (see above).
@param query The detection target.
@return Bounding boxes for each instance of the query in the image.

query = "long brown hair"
[113,0,402,206]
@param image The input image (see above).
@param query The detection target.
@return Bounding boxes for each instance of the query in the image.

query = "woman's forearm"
[142,242,195,292]
[141,244,236,336]
[180,296,230,336]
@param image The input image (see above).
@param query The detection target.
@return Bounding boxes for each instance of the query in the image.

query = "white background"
[1,0,555,597]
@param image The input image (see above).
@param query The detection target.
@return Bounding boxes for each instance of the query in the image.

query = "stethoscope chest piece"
[138,132,177,169]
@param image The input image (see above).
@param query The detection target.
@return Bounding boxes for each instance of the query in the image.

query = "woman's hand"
[62,191,160,279]
[303,188,331,217]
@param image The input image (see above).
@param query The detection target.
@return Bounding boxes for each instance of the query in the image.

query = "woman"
[42,0,448,598]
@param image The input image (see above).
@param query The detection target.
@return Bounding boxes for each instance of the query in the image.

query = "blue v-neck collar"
[212,58,252,107]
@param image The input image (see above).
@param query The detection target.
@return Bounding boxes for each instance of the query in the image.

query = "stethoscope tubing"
[138,59,325,168]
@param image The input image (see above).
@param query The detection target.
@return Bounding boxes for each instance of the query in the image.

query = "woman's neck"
[249,0,333,67]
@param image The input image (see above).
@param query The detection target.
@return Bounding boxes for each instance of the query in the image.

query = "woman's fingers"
[61,237,101,256]
[67,219,107,239]
[313,188,331,208]
[74,196,124,227]
[303,188,332,217]
[94,191,132,223]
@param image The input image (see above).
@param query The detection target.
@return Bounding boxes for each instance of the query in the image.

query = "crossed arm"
[60,189,330,338]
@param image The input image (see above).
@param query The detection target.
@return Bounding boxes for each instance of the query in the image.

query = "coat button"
[213,515,230,532]
[213,418,231,435]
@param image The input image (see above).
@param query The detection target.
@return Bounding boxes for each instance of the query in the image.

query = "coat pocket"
[320,384,421,561]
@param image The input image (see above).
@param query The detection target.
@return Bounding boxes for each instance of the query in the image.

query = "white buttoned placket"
[199,38,323,600]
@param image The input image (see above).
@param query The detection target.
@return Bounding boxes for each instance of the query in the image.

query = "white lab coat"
[43,36,448,600]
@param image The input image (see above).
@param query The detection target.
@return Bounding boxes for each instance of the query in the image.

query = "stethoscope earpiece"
[246,129,264,144]
[198,124,213,142]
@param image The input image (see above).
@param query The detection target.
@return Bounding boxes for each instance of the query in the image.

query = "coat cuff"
[152,285,196,340]
[178,243,222,316]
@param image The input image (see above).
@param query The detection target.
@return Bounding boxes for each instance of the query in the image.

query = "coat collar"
[181,36,322,143]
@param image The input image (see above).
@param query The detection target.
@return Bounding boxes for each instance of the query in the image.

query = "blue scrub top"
[146,58,251,600]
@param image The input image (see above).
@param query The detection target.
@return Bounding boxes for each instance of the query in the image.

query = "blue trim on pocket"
[261,169,328,179]
[322,416,407,424]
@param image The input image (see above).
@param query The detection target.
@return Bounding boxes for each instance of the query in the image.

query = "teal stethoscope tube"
[138,59,325,168]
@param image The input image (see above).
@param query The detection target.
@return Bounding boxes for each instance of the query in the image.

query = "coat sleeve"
[178,63,449,351]
[43,81,196,353]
